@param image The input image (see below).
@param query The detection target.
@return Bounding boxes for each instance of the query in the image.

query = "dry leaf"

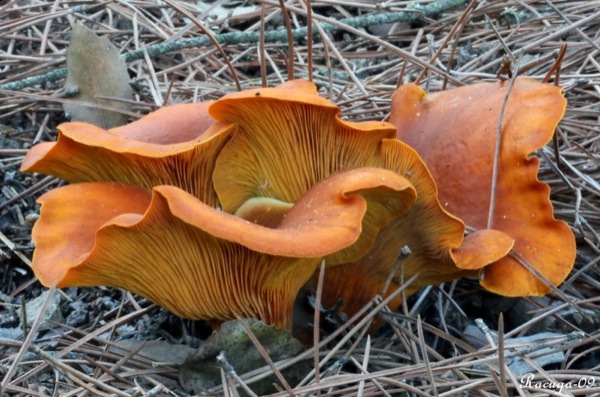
[63,24,132,128]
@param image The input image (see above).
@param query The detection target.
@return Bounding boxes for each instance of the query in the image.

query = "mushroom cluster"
[22,78,575,331]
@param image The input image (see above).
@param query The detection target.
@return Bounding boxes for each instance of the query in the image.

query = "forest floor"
[1,0,599,396]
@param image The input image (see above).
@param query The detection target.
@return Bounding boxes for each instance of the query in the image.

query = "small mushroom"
[390,78,575,296]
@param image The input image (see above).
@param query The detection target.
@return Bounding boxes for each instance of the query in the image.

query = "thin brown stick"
[313,260,326,396]
[497,313,508,397]
[278,0,295,79]
[543,44,567,84]
[305,0,313,81]
[546,45,568,173]
[487,58,520,229]
[260,5,268,88]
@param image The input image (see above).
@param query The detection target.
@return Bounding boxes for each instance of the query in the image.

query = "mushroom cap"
[390,78,575,296]
[109,102,217,144]
[21,102,230,206]
[32,167,416,329]
[450,230,515,270]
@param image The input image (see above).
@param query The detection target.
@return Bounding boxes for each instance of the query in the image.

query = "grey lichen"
[179,319,310,395]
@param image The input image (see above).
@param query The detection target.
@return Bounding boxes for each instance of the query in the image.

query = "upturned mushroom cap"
[209,79,471,318]
[21,102,231,206]
[32,167,416,329]
[390,78,575,296]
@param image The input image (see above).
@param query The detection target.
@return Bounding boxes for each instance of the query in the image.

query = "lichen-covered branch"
[0,0,467,91]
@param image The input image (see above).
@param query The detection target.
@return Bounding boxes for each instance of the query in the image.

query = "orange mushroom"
[390,78,575,296]
[306,139,504,318]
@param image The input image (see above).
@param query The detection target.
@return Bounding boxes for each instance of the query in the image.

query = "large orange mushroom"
[390,78,575,296]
